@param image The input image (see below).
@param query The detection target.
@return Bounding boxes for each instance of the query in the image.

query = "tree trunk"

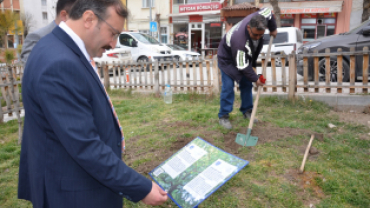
[4,34,8,49]
[156,13,161,43]
[270,0,281,28]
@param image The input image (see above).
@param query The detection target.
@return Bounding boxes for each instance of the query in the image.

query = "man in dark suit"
[18,0,168,207]
[20,0,76,64]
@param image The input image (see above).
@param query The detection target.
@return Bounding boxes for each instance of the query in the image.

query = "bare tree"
[21,12,35,37]
[363,0,370,22]
[269,0,281,27]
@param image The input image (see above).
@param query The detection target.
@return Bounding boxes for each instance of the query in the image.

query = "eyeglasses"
[249,28,264,39]
[94,13,121,40]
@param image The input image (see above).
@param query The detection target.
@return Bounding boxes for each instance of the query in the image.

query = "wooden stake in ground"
[299,134,315,174]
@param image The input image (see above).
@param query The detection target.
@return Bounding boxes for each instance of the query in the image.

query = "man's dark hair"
[56,0,77,16]
[68,0,128,21]
[248,14,267,31]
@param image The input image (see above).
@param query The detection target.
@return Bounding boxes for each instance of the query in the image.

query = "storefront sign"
[301,13,336,18]
[280,14,294,19]
[281,8,330,14]
[179,2,221,13]
[210,23,221,27]
[189,15,203,22]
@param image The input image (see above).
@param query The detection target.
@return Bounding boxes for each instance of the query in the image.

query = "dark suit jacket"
[18,26,152,208]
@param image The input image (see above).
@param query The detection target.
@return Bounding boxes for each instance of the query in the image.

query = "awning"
[261,1,343,14]
[168,10,220,17]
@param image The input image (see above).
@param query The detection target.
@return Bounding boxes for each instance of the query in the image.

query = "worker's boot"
[243,109,258,123]
[219,115,232,129]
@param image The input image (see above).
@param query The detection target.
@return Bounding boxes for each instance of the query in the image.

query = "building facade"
[1,0,22,48]
[254,0,361,42]
[126,0,170,44]
[169,0,228,56]
[22,0,127,34]
[22,0,56,34]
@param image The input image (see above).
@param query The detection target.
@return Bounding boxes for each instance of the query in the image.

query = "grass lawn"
[1,89,369,208]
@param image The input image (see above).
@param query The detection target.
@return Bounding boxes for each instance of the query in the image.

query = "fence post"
[0,96,3,123]
[313,50,319,93]
[8,66,23,144]
[288,53,296,100]
[154,60,160,97]
[281,51,286,92]
[211,55,220,94]
[1,73,12,116]
[337,48,343,93]
[363,47,369,94]
[103,62,110,90]
[303,48,309,92]
[325,48,331,93]
[350,47,356,93]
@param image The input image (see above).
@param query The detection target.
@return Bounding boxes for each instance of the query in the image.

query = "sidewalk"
[256,92,370,113]
[2,109,25,123]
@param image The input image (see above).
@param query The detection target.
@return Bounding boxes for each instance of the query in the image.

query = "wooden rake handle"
[299,134,315,174]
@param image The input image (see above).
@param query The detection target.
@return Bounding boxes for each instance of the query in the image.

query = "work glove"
[258,74,266,84]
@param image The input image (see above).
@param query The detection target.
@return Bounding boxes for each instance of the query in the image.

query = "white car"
[258,27,303,67]
[93,48,132,66]
[164,44,200,63]
[93,48,132,76]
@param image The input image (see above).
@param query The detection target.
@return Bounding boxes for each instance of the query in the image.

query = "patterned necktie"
[91,59,125,152]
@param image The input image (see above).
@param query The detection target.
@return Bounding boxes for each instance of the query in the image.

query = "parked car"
[258,27,303,67]
[93,48,132,76]
[164,44,200,62]
[296,19,370,82]
[93,48,132,65]
[117,32,173,63]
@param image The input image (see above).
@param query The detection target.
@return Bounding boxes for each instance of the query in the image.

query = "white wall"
[350,0,364,30]
[23,0,56,33]
[127,0,170,36]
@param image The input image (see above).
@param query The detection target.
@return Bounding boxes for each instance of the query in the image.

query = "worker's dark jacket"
[217,8,277,82]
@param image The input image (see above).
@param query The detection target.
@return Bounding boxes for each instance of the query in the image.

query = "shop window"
[317,25,326,39]
[327,26,335,36]
[301,18,316,24]
[205,22,222,57]
[235,0,254,3]
[323,18,335,24]
[301,26,315,41]
[280,14,294,27]
[187,0,213,3]
[142,0,155,8]
[173,24,188,49]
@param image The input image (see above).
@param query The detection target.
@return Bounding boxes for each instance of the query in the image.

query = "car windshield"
[168,44,186,51]
[131,33,159,44]
[346,19,370,34]
[263,32,288,45]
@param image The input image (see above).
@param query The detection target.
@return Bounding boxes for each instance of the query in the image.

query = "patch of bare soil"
[331,110,370,127]
[124,121,317,174]
[284,169,325,207]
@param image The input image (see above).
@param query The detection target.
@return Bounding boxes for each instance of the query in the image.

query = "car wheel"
[138,57,150,71]
[274,53,287,67]
[318,58,350,82]
[173,56,181,68]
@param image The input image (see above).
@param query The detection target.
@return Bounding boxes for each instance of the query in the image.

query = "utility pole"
[149,0,152,37]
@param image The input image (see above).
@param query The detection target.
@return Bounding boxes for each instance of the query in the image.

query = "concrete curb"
[254,93,370,113]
